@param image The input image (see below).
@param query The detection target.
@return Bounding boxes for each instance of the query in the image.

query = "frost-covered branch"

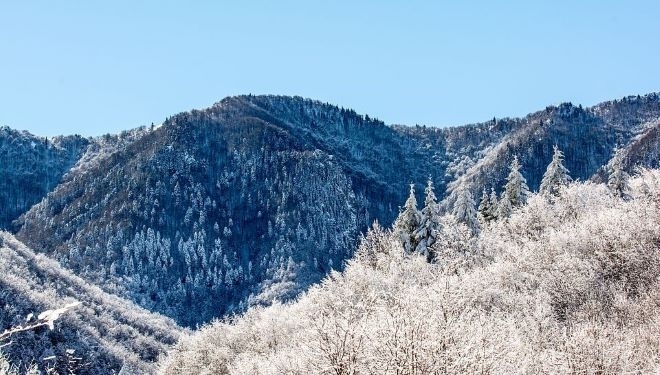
[0,302,81,342]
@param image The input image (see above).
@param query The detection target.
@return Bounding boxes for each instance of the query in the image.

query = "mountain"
[0,127,90,229]
[10,93,660,328]
[0,232,185,375]
[13,95,448,327]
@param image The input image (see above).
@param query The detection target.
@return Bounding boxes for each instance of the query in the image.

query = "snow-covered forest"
[8,94,660,331]
[0,232,184,374]
[160,168,660,374]
[2,93,660,374]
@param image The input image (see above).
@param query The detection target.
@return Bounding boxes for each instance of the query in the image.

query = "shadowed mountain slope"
[0,127,89,229]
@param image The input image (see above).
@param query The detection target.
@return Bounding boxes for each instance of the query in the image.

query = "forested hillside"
[11,93,660,327]
[160,169,660,374]
[441,94,660,206]
[0,127,89,229]
[0,232,185,375]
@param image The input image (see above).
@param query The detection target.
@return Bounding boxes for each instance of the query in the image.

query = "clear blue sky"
[1,1,659,137]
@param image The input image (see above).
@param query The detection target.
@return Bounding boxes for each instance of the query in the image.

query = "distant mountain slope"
[13,93,660,328]
[0,232,185,375]
[591,120,660,184]
[0,127,90,229]
[442,94,660,205]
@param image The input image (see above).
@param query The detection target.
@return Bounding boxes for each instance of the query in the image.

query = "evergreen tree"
[393,184,420,254]
[488,188,499,221]
[539,145,571,197]
[502,156,530,207]
[496,191,513,219]
[607,148,631,199]
[498,156,530,218]
[414,178,442,259]
[478,189,491,224]
[452,185,479,234]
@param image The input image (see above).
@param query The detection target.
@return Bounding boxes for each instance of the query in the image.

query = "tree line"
[393,145,631,261]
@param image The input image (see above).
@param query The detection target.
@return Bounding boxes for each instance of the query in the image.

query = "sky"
[1,1,659,137]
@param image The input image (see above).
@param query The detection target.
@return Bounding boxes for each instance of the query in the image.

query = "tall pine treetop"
[607,147,631,199]
[539,145,571,197]
[394,183,421,254]
[505,156,529,205]
[452,184,480,235]
[414,178,442,258]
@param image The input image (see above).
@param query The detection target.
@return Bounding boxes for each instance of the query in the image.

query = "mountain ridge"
[5,92,660,327]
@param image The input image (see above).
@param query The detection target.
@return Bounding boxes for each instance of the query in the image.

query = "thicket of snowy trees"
[160,166,660,374]
[394,150,566,262]
[0,233,184,375]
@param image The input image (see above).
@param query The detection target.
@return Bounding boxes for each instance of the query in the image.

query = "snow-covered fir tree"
[496,190,513,219]
[607,148,631,199]
[452,184,479,234]
[539,145,571,197]
[502,155,530,207]
[488,188,499,221]
[393,184,420,254]
[413,178,442,259]
[477,189,492,225]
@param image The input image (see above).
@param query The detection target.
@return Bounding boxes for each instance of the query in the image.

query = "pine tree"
[496,191,513,219]
[503,156,530,207]
[488,188,499,221]
[393,184,420,254]
[539,145,571,197]
[414,178,442,259]
[452,185,479,234]
[498,156,530,218]
[478,189,491,224]
[607,148,631,199]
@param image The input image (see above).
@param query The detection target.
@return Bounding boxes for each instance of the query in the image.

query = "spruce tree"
[414,178,442,259]
[607,148,631,199]
[452,185,480,234]
[498,156,530,218]
[478,189,491,224]
[393,184,420,254]
[488,188,499,221]
[539,145,571,197]
[503,156,530,206]
[496,191,513,219]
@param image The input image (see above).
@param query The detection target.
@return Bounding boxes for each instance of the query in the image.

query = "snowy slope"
[0,232,186,375]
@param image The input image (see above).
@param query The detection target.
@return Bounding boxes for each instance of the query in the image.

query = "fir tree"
[607,148,631,199]
[452,185,479,234]
[393,184,420,254]
[539,145,571,197]
[488,188,499,221]
[498,156,530,218]
[478,189,491,225]
[503,156,530,207]
[414,178,442,259]
[496,191,513,219]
